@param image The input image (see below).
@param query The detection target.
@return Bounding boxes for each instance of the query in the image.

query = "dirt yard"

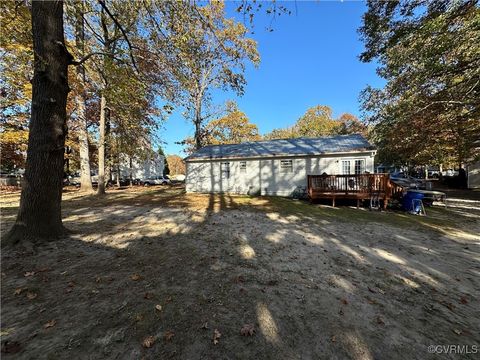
[1,185,479,359]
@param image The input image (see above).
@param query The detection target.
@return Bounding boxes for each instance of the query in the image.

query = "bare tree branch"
[98,0,139,74]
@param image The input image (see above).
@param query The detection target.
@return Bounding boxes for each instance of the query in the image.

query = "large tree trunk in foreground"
[4,0,69,245]
[75,2,93,192]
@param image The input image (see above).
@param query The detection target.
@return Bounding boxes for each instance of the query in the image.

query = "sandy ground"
[1,185,479,359]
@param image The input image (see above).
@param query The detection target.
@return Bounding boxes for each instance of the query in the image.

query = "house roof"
[185,134,376,161]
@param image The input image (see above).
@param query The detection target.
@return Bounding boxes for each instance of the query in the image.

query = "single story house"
[112,153,165,181]
[185,134,376,197]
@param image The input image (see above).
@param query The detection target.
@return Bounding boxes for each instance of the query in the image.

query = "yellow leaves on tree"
[205,109,261,145]
[0,130,29,171]
[166,155,186,175]
[265,105,368,140]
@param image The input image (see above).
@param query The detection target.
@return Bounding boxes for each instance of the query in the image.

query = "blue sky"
[158,1,385,156]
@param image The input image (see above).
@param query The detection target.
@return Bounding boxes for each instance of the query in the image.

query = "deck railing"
[307,173,391,196]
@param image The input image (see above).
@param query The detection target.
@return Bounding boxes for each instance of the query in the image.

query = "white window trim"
[239,161,247,173]
[221,162,230,178]
[341,158,366,175]
[354,159,365,175]
[280,159,293,173]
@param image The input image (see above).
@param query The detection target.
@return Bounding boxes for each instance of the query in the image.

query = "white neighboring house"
[115,152,165,180]
[185,134,376,197]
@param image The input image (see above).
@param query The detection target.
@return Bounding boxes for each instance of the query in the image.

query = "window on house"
[355,159,365,174]
[342,160,351,175]
[280,159,293,173]
[239,161,247,173]
[221,162,230,178]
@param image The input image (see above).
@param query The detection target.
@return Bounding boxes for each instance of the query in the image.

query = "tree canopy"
[264,105,367,140]
[167,1,260,150]
[180,103,260,154]
[205,106,261,145]
[359,0,480,166]
[166,154,186,176]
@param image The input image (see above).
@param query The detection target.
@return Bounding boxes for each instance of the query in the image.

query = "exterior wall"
[115,154,165,180]
[186,152,375,196]
[467,160,480,189]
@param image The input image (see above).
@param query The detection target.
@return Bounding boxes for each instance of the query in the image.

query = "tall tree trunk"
[129,156,133,186]
[97,94,107,194]
[194,99,202,150]
[5,0,69,245]
[116,162,121,187]
[75,3,93,192]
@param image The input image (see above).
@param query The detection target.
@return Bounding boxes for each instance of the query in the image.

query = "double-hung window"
[239,161,247,173]
[280,159,293,173]
[221,162,230,178]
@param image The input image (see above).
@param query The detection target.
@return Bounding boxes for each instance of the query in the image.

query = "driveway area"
[1,186,479,359]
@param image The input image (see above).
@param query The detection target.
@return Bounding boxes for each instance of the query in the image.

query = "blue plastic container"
[402,191,425,212]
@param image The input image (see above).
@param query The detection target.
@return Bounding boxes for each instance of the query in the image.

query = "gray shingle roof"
[185,134,375,161]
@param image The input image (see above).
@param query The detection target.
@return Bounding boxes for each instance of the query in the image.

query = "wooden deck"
[307,173,401,207]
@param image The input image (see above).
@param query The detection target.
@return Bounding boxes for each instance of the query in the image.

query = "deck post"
[332,197,335,207]
[357,198,360,208]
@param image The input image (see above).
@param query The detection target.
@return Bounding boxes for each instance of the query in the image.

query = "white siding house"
[185,134,376,197]
[113,153,165,181]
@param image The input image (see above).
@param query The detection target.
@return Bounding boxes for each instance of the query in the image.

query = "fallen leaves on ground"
[13,288,23,295]
[164,331,175,342]
[155,304,162,312]
[142,336,155,348]
[330,335,336,343]
[240,324,255,336]
[130,274,142,281]
[26,292,37,300]
[341,299,348,305]
[44,320,56,329]
[460,296,468,304]
[366,296,377,305]
[144,292,153,300]
[234,275,245,283]
[213,329,221,344]
[24,272,35,277]
[201,322,209,329]
[376,316,385,326]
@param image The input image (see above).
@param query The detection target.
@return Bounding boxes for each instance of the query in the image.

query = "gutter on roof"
[185,148,377,162]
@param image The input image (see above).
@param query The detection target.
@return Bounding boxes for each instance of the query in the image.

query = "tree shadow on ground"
[1,189,479,359]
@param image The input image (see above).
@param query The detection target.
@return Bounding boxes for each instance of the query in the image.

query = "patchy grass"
[1,186,479,359]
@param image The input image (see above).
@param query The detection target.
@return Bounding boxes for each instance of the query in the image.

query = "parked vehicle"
[141,176,170,186]
[427,168,440,178]
[390,172,425,189]
[68,172,98,187]
[442,169,458,177]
